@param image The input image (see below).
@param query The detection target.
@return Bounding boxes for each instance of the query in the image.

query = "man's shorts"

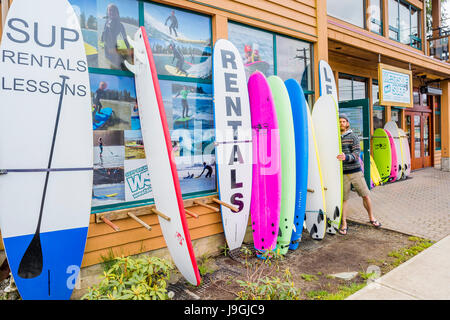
[343,171,370,201]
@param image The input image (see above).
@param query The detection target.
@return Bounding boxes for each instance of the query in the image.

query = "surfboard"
[318,60,338,103]
[304,105,327,240]
[285,79,308,250]
[267,76,296,255]
[0,0,93,300]
[373,128,392,183]
[370,155,382,186]
[125,27,201,286]
[398,128,411,178]
[165,64,195,78]
[312,95,343,234]
[385,121,404,180]
[213,39,253,251]
[248,71,281,255]
[93,107,113,130]
[384,129,398,182]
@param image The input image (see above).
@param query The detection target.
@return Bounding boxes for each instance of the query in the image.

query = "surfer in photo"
[196,162,213,178]
[98,137,104,156]
[244,44,252,64]
[93,81,108,115]
[101,3,131,69]
[175,86,192,118]
[164,10,179,38]
[169,42,188,75]
[336,114,381,235]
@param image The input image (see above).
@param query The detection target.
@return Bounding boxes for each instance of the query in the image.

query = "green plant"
[234,248,301,300]
[388,237,434,267]
[82,255,174,300]
[301,273,319,282]
[219,243,230,256]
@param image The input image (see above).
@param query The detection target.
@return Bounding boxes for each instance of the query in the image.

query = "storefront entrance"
[405,111,432,170]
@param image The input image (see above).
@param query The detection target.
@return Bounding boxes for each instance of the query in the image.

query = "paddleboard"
[93,107,113,130]
[312,95,343,234]
[370,155,382,186]
[318,60,338,103]
[304,105,327,240]
[0,0,93,299]
[267,76,296,255]
[213,39,253,251]
[385,121,404,180]
[398,128,411,177]
[165,64,194,78]
[248,71,281,255]
[372,128,392,183]
[384,129,398,182]
[285,79,308,250]
[125,27,201,286]
[244,61,270,75]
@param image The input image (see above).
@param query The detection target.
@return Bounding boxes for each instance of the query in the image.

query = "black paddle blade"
[18,232,43,279]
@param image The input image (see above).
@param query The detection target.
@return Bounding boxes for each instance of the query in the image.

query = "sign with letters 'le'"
[213,39,253,251]
[319,60,338,103]
[378,63,413,108]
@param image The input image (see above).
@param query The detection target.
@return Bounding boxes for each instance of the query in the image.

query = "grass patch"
[301,274,319,282]
[388,237,434,267]
[306,283,366,300]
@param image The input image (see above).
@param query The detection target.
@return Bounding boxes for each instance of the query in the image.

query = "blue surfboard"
[93,108,113,130]
[285,79,309,250]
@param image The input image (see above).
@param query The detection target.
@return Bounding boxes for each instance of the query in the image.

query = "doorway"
[405,111,432,170]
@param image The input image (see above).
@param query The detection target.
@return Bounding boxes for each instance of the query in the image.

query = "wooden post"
[184,209,199,219]
[212,198,239,212]
[307,188,315,193]
[101,216,120,232]
[194,200,220,212]
[152,208,171,222]
[127,212,152,231]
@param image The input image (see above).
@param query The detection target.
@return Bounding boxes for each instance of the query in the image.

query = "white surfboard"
[305,109,327,240]
[0,0,92,299]
[213,39,253,251]
[319,60,338,103]
[384,121,404,180]
[125,27,201,286]
[398,128,411,178]
[312,95,343,234]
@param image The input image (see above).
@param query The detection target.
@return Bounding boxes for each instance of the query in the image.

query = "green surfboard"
[267,76,296,255]
[373,128,391,183]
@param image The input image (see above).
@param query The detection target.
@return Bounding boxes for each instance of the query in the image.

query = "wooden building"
[0,0,449,274]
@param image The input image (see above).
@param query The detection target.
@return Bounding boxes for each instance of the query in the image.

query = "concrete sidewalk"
[347,235,450,300]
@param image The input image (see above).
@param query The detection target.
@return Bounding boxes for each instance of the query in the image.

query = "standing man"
[336,114,381,235]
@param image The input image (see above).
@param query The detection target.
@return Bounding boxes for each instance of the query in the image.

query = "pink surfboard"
[385,129,398,182]
[248,71,281,254]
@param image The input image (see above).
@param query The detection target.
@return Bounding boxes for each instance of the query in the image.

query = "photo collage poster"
[69,0,216,208]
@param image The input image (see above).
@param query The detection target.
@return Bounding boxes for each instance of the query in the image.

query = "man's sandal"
[369,220,382,228]
[338,227,348,235]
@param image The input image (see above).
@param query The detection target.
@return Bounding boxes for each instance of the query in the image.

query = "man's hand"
[336,152,346,161]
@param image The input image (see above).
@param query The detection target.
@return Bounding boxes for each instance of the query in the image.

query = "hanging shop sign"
[378,63,413,108]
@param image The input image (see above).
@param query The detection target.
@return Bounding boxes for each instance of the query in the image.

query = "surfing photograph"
[176,154,216,196]
[92,166,126,206]
[228,22,274,79]
[69,0,99,67]
[124,130,145,160]
[143,2,212,79]
[97,0,139,70]
[124,159,153,202]
[90,73,137,131]
[276,35,312,92]
[93,130,125,169]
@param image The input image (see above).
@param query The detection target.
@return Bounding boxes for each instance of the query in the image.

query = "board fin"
[124,60,137,74]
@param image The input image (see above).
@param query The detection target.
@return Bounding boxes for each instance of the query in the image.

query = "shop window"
[338,74,368,102]
[228,22,275,78]
[70,0,215,212]
[388,0,421,49]
[327,0,365,28]
[368,0,383,34]
[373,106,386,129]
[391,107,403,128]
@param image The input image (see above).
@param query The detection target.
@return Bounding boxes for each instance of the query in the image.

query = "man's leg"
[341,199,349,229]
[362,195,374,221]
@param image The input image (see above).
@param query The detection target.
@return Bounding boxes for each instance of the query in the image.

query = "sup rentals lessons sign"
[378,63,413,108]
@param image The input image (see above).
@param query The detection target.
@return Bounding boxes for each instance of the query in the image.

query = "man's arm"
[344,135,361,163]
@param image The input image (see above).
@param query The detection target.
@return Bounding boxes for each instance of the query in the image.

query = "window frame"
[388,0,422,50]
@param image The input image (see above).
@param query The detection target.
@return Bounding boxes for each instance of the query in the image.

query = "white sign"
[378,63,413,108]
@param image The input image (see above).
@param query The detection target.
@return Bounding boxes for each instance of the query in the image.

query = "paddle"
[18,75,69,279]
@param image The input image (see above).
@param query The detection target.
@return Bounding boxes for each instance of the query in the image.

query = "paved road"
[346,168,450,242]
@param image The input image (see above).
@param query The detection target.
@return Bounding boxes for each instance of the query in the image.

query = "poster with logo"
[378,63,413,108]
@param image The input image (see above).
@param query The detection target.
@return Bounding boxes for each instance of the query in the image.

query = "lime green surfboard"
[267,76,296,255]
[373,128,391,182]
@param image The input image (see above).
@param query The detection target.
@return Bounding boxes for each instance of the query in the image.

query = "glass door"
[406,111,432,170]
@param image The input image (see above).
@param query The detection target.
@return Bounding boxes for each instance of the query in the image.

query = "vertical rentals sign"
[378,63,413,108]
